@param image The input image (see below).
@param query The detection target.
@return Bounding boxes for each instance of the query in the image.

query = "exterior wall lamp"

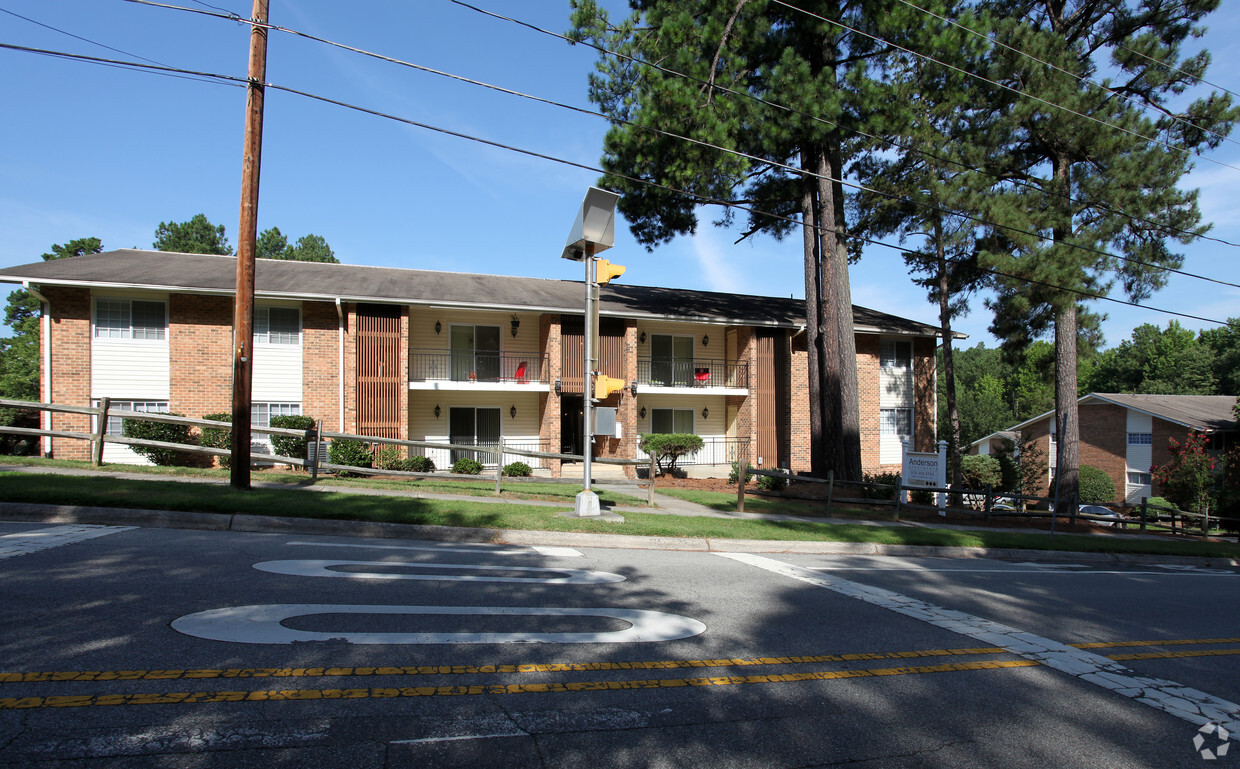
[639,330,646,344]
[435,320,442,335]
[554,378,561,395]
[511,314,520,337]
[639,407,646,419]
[702,407,709,419]
[434,404,441,419]
[702,334,709,347]
[510,404,517,419]
[629,381,637,396]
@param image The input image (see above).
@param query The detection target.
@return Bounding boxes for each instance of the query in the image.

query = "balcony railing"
[409,350,549,384]
[636,358,748,389]
[677,437,748,466]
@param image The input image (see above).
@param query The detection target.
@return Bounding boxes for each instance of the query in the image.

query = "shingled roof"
[0,249,943,336]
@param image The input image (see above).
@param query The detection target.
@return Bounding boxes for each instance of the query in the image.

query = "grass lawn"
[655,487,881,519]
[1,469,1237,560]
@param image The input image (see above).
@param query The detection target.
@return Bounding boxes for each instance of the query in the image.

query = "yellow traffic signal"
[595,259,626,285]
[593,374,627,401]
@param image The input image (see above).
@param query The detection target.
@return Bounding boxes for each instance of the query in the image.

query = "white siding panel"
[1125,410,1153,504]
[407,392,542,469]
[253,344,302,401]
[91,340,170,400]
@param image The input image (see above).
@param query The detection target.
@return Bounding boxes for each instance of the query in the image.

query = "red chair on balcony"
[694,367,710,386]
[514,361,528,384]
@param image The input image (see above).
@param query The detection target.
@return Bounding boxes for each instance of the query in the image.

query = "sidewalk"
[1,463,1234,567]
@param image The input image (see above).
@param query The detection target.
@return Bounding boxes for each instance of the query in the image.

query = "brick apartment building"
[0,250,943,477]
[971,393,1238,505]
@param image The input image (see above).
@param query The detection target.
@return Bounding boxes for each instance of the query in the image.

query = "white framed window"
[255,306,300,345]
[880,340,912,372]
[1127,471,1152,485]
[651,408,694,434]
[1127,433,1153,445]
[252,402,300,428]
[651,335,695,386]
[94,298,166,340]
[880,408,912,439]
[93,400,169,436]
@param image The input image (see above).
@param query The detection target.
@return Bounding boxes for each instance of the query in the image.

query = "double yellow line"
[1,639,1233,710]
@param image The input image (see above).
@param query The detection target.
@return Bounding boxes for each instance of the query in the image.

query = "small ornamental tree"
[1152,431,1218,513]
[639,433,704,477]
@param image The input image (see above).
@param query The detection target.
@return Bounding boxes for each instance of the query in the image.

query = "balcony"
[408,350,550,391]
[636,358,748,393]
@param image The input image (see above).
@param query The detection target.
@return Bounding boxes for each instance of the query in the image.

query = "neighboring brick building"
[971,393,1239,505]
[1,250,944,477]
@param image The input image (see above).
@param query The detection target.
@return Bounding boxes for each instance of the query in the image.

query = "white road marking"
[253,559,625,584]
[285,541,582,558]
[171,604,707,644]
[391,733,528,744]
[808,566,1239,576]
[719,552,1240,732]
[0,524,134,560]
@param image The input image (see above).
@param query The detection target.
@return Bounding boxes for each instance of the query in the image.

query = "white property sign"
[901,439,948,512]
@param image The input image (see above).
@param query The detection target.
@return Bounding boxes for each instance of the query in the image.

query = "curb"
[2,501,1236,568]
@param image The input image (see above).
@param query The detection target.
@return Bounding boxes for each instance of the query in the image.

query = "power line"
[891,0,1240,151]
[770,0,1240,175]
[2,41,1228,328]
[1119,44,1240,104]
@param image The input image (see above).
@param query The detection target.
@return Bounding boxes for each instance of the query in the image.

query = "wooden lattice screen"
[356,304,403,439]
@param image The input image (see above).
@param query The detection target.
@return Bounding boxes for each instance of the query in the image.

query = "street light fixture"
[562,187,620,518]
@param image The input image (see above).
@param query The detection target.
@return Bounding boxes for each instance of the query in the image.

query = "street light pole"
[582,243,595,498]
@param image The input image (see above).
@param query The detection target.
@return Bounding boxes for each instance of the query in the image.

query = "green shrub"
[122,413,194,466]
[451,457,484,475]
[503,461,532,477]
[728,461,755,485]
[910,488,935,505]
[960,454,1001,490]
[374,445,405,470]
[861,471,900,500]
[405,455,435,473]
[1144,496,1177,512]
[1078,464,1117,505]
[200,412,232,469]
[328,439,372,475]
[756,472,786,491]
[269,414,316,459]
[639,433,704,476]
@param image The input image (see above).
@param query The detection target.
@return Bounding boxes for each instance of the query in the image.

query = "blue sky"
[2,0,1238,350]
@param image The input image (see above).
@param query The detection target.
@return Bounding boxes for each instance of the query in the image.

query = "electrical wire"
[448,0,1240,255]
[0,41,1229,328]
[891,0,1240,151]
[1118,43,1240,103]
[770,0,1240,175]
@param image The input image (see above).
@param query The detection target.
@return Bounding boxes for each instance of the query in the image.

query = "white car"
[1079,505,1128,528]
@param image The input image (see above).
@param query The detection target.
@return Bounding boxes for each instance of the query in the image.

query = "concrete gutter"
[2,501,1237,568]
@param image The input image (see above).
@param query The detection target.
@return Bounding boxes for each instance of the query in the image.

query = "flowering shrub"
[1151,431,1217,513]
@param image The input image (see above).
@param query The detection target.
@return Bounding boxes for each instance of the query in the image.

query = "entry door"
[449,407,500,464]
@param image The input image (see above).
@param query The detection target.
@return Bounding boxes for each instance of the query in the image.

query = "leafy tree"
[286,234,338,263]
[153,214,233,255]
[1152,430,1218,513]
[1,238,103,408]
[255,226,290,262]
[979,0,1236,507]
[570,0,937,480]
[1078,465,1117,505]
[1199,319,1240,395]
[639,433,704,477]
[1084,321,1215,394]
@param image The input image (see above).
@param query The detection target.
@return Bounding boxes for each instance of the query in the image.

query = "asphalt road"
[2,520,1239,768]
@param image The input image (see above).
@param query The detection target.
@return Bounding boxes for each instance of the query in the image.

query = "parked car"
[1079,505,1128,529]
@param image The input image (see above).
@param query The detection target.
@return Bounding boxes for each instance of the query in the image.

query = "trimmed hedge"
[269,414,316,459]
[451,457,484,475]
[1078,464,1117,505]
[200,412,232,469]
[328,439,372,476]
[122,413,194,466]
[503,461,532,477]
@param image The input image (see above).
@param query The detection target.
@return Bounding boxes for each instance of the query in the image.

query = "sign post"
[902,439,948,515]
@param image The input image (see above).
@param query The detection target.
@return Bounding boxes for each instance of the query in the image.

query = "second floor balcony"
[637,358,748,392]
[409,349,550,391]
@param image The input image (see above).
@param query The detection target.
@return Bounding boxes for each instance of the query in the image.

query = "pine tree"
[978,0,1237,506]
[570,0,926,479]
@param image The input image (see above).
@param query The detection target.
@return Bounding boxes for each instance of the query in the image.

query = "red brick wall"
[855,334,882,471]
[168,294,231,420]
[302,301,340,430]
[538,314,562,476]
[1151,417,1184,499]
[1078,403,1126,502]
[1021,418,1054,497]
[913,336,936,452]
[43,287,92,460]
[789,332,810,472]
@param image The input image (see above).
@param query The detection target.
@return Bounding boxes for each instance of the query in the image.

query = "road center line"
[717,552,1240,732]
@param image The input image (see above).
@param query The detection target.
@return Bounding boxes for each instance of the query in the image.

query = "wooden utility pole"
[230,0,270,490]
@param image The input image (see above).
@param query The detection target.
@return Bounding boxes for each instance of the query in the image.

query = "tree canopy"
[153,214,233,255]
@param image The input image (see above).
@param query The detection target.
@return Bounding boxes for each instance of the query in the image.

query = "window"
[94,298,165,340]
[651,408,694,434]
[255,306,300,345]
[651,335,694,386]
[451,325,501,381]
[449,407,501,463]
[880,340,912,372]
[880,408,912,438]
[1127,433,1153,445]
[1127,471,1152,486]
[94,400,169,436]
[252,402,300,428]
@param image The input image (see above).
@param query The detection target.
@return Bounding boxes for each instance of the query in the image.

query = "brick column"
[43,287,92,460]
[302,300,340,431]
[620,320,638,479]
[538,314,562,477]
